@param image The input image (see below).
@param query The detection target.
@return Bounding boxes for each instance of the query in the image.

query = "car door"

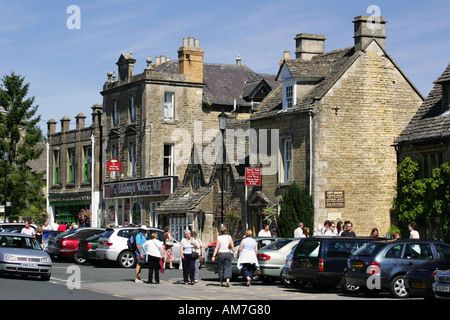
[401,243,433,272]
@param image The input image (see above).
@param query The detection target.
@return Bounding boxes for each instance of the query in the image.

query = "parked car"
[405,259,450,299]
[46,227,105,261]
[289,236,377,292]
[433,269,450,299]
[74,233,103,264]
[0,232,52,280]
[42,230,62,250]
[0,223,37,233]
[345,239,450,298]
[281,243,303,287]
[205,237,280,274]
[96,227,164,268]
[256,238,301,284]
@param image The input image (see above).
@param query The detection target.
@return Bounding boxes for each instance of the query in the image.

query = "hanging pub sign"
[107,158,121,172]
[245,167,261,186]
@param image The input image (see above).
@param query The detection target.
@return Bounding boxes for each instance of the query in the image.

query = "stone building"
[46,105,103,227]
[100,37,275,238]
[248,15,424,236]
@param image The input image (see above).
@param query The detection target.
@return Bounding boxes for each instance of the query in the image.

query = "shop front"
[48,192,92,225]
[103,176,178,228]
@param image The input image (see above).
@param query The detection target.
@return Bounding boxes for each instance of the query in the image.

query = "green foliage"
[0,72,45,218]
[277,182,314,238]
[393,157,450,242]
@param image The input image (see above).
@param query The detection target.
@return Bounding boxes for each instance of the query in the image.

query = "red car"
[46,228,105,261]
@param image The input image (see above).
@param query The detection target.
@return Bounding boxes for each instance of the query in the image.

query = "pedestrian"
[212,226,236,287]
[303,227,310,237]
[42,221,51,231]
[409,222,420,239]
[162,226,175,269]
[35,226,43,245]
[392,232,400,239]
[57,221,66,232]
[20,221,35,237]
[294,222,304,238]
[370,228,379,237]
[341,221,356,237]
[53,220,59,231]
[180,229,197,285]
[323,222,336,236]
[336,221,343,235]
[134,227,147,283]
[143,232,163,284]
[237,229,259,286]
[191,231,203,283]
[258,224,271,237]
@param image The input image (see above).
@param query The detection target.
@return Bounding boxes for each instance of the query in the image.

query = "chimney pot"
[75,113,86,130]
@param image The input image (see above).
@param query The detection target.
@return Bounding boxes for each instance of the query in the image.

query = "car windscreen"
[352,242,385,257]
[294,240,321,258]
[264,239,293,250]
[101,230,114,239]
[0,235,42,250]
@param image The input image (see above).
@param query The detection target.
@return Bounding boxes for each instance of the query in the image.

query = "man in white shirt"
[42,221,51,231]
[294,222,304,238]
[258,224,271,237]
[21,221,36,237]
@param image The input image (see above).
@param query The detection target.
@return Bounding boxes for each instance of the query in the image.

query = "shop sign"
[103,177,176,198]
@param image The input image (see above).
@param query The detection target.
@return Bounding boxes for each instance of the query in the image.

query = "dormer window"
[282,81,296,110]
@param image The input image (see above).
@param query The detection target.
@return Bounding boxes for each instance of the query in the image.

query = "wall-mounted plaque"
[325,190,345,208]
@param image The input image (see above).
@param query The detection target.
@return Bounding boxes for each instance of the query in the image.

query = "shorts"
[136,253,147,264]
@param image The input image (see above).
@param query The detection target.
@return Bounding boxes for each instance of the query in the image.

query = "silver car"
[0,233,52,280]
[257,238,301,284]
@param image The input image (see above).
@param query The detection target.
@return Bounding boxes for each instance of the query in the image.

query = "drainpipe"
[309,110,313,195]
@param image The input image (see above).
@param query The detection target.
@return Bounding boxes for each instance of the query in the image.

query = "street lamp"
[3,150,8,222]
[218,112,228,226]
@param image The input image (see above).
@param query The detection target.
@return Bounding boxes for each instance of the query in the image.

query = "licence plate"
[352,261,363,268]
[20,263,38,268]
[411,282,426,289]
[300,261,311,268]
[436,285,450,292]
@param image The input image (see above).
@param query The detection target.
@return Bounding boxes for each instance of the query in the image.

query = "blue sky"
[1,0,449,134]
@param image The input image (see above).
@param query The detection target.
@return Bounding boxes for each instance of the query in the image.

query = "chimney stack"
[47,119,57,136]
[353,15,387,51]
[116,52,136,82]
[75,113,86,130]
[178,36,205,83]
[294,33,326,60]
[60,116,71,133]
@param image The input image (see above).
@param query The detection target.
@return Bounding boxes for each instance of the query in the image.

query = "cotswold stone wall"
[313,42,423,236]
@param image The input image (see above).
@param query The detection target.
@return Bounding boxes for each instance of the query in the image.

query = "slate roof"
[155,185,213,214]
[154,61,277,108]
[396,63,450,144]
[251,47,357,120]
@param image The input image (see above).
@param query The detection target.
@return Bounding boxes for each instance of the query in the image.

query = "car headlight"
[41,257,52,263]
[4,254,17,262]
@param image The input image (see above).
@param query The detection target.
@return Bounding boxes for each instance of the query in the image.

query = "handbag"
[191,251,200,259]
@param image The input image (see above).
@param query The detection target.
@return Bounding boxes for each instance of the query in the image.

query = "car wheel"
[261,276,276,285]
[340,276,360,294]
[292,279,307,289]
[118,251,136,268]
[389,275,410,298]
[280,271,291,286]
[73,253,86,265]
[41,274,51,281]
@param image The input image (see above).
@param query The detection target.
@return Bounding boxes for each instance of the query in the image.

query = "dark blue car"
[405,259,450,299]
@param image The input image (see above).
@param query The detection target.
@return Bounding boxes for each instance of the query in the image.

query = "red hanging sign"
[107,158,121,172]
[245,167,261,186]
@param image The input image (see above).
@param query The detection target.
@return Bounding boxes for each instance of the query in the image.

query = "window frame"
[128,141,136,177]
[53,149,60,184]
[163,92,175,120]
[163,143,174,176]
[280,138,293,183]
[83,146,92,183]
[67,147,76,184]
[282,81,296,110]
[129,94,136,123]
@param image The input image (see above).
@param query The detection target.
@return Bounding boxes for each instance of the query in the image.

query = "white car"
[96,227,163,268]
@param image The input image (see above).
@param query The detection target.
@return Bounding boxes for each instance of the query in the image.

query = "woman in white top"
[237,229,259,286]
[409,222,420,239]
[143,233,163,284]
[180,229,198,285]
[212,226,236,287]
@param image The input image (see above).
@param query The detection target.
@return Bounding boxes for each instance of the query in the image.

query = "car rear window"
[294,240,321,258]
[264,239,292,250]
[326,241,359,258]
[434,243,450,259]
[101,230,114,239]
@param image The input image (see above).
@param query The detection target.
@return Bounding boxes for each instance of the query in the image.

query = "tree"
[0,72,45,218]
[277,182,314,238]
[393,157,450,242]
